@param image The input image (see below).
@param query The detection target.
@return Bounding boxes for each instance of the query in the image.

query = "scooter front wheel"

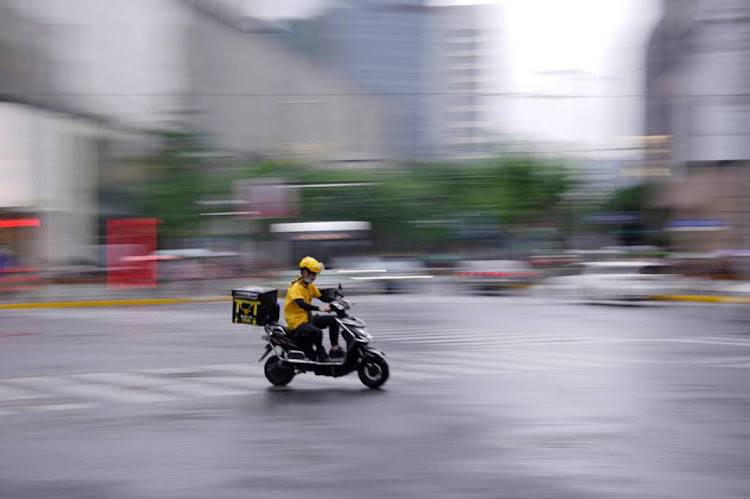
[264,355,295,386]
[358,356,389,389]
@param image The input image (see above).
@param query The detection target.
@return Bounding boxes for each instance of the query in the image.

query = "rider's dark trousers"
[312,314,340,347]
[290,322,322,355]
[291,315,340,353]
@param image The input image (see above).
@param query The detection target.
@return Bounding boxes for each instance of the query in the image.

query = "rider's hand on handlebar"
[319,305,331,312]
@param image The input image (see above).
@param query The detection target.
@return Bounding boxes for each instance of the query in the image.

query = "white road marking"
[391,371,453,380]
[31,403,99,412]
[588,338,750,348]
[200,363,267,376]
[375,329,576,345]
[391,350,625,371]
[388,360,515,377]
[194,376,273,391]
[5,325,750,417]
[139,367,201,375]
[0,383,48,401]
[5,376,178,404]
[380,332,750,349]
[385,335,573,346]
[71,372,250,398]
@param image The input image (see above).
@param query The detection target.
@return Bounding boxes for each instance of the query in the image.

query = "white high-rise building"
[281,0,505,159]
[429,4,505,158]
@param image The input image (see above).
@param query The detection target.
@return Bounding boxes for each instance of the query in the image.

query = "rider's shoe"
[329,348,344,359]
[317,349,330,362]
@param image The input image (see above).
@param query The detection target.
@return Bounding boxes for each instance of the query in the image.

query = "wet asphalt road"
[1,295,750,498]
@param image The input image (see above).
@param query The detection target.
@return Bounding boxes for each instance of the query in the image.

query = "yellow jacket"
[284,278,321,330]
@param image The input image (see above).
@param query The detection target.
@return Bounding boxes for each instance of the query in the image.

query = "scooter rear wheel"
[358,356,389,389]
[264,355,295,386]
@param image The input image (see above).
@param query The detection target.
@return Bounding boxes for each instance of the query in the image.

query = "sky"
[7,0,663,158]
[500,0,662,150]
[242,0,659,83]
[242,0,663,151]
[503,0,639,87]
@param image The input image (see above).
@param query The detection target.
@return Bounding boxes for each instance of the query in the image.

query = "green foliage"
[599,183,652,245]
[301,157,572,249]
[134,131,209,243]
[605,183,647,213]
[131,141,575,250]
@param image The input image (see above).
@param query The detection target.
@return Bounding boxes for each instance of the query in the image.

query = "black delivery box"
[231,286,279,326]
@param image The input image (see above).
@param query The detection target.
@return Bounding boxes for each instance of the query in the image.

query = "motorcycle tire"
[264,355,295,386]
[357,355,389,389]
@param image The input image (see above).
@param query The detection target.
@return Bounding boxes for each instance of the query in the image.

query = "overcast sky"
[501,0,662,149]
[242,0,662,149]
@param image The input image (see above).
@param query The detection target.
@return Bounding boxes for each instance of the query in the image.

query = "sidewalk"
[1,276,749,308]
[0,278,257,308]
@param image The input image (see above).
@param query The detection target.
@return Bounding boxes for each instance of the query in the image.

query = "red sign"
[0,218,40,228]
[106,218,158,288]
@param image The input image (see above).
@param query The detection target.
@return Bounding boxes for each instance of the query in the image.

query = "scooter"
[233,284,389,389]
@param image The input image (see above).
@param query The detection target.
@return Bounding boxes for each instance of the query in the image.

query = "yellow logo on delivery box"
[233,299,260,324]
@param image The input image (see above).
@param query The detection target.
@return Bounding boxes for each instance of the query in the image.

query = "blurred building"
[0,1,56,109]
[0,0,400,268]
[0,100,154,268]
[1,0,167,267]
[9,0,189,129]
[431,4,505,158]
[281,0,505,159]
[646,0,750,251]
[183,0,388,164]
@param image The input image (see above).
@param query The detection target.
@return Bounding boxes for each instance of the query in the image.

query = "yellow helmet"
[299,256,323,274]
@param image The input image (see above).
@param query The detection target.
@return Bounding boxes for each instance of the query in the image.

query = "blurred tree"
[295,156,573,251]
[487,156,572,225]
[135,131,209,245]
[152,153,576,253]
[601,183,653,246]
[606,183,646,213]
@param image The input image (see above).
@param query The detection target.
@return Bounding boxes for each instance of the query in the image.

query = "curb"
[652,295,750,304]
[0,296,231,309]
[2,294,749,309]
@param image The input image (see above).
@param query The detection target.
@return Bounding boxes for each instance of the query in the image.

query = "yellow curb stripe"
[652,295,750,304]
[2,294,749,308]
[0,296,231,309]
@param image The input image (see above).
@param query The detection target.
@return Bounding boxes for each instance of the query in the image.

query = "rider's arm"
[294,298,322,312]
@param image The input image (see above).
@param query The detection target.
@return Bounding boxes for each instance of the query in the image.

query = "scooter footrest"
[287,350,306,361]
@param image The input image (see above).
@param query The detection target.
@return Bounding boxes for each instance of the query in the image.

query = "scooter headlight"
[355,327,372,341]
[343,325,365,340]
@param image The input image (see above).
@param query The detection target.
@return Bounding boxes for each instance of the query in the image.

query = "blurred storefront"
[645,0,750,256]
[1,1,165,273]
[0,100,158,270]
[270,221,373,267]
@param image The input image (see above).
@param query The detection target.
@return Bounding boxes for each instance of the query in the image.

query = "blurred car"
[0,266,41,292]
[453,259,539,294]
[138,249,241,281]
[42,259,105,283]
[545,260,677,302]
[324,256,433,294]
[727,281,750,299]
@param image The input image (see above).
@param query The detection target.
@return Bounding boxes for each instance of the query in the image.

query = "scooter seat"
[268,323,291,335]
